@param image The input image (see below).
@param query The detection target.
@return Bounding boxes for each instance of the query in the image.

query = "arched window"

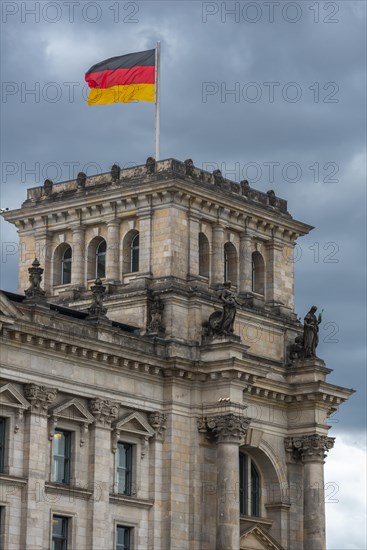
[130,234,139,273]
[87,237,107,280]
[252,251,265,295]
[61,246,72,285]
[96,240,106,278]
[53,243,72,286]
[123,230,139,274]
[239,452,260,517]
[224,242,238,284]
[198,233,210,277]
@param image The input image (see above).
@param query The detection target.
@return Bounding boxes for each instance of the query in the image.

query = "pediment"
[0,383,30,410]
[50,398,94,424]
[240,525,284,550]
[0,291,30,323]
[114,412,155,438]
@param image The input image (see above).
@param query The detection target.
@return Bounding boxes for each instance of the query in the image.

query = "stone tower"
[0,158,353,550]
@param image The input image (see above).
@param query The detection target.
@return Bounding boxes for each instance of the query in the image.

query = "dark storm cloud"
[1,1,366,438]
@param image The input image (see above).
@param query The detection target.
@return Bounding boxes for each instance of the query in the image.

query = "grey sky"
[1,1,366,436]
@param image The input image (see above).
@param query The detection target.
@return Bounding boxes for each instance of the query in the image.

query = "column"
[206,414,250,550]
[22,384,58,550]
[286,435,334,550]
[87,399,119,550]
[71,225,86,286]
[106,219,120,282]
[239,232,252,294]
[265,239,284,305]
[138,214,152,276]
[212,224,224,286]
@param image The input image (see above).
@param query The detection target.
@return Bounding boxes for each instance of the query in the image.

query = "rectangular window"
[116,526,131,550]
[52,515,68,550]
[53,430,71,484]
[0,418,6,473]
[117,442,133,495]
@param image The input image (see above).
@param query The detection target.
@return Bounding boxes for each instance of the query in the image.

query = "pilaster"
[212,224,224,285]
[239,231,252,294]
[106,219,120,282]
[71,224,86,286]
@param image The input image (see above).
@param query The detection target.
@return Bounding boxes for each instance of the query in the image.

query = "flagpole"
[155,41,161,161]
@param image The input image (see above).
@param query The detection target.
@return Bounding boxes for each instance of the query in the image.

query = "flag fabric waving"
[85,48,155,106]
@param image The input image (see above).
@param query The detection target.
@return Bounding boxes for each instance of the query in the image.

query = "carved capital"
[24,383,57,414]
[88,398,119,427]
[285,435,334,463]
[205,413,251,444]
[148,412,167,441]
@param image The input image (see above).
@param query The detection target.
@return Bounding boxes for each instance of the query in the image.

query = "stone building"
[0,158,353,550]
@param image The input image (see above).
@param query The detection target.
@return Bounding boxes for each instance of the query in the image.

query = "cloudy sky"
[1,1,366,547]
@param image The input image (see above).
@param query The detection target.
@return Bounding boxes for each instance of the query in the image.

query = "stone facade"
[0,159,354,550]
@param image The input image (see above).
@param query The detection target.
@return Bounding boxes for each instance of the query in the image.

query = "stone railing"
[25,158,288,214]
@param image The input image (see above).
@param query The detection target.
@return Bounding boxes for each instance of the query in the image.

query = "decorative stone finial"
[267,189,277,206]
[111,163,121,182]
[76,172,87,189]
[24,258,47,304]
[43,179,53,196]
[87,278,108,321]
[146,157,156,174]
[184,158,194,177]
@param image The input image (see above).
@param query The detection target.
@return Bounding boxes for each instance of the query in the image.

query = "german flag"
[85,49,155,106]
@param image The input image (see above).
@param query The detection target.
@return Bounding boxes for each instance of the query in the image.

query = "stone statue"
[213,169,224,186]
[303,306,322,357]
[267,189,277,206]
[88,278,108,320]
[147,296,165,335]
[184,158,194,177]
[146,157,156,174]
[76,172,87,189]
[43,179,53,196]
[207,282,241,336]
[111,164,121,182]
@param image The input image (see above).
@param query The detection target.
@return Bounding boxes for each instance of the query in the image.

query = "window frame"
[53,429,72,485]
[116,441,133,496]
[0,418,6,473]
[239,452,261,517]
[51,515,69,550]
[95,239,107,279]
[116,524,132,550]
[61,246,72,285]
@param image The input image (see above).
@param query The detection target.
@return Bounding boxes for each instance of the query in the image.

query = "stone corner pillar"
[285,434,334,550]
[71,224,86,286]
[212,223,225,286]
[206,413,251,550]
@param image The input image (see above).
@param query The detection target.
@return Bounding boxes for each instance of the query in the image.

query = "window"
[252,251,265,295]
[116,526,131,550]
[122,230,139,274]
[61,247,72,285]
[117,442,133,495]
[53,430,71,484]
[96,239,107,278]
[130,234,139,273]
[224,242,238,284]
[198,233,210,277]
[0,418,5,473]
[52,516,69,550]
[239,453,260,517]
